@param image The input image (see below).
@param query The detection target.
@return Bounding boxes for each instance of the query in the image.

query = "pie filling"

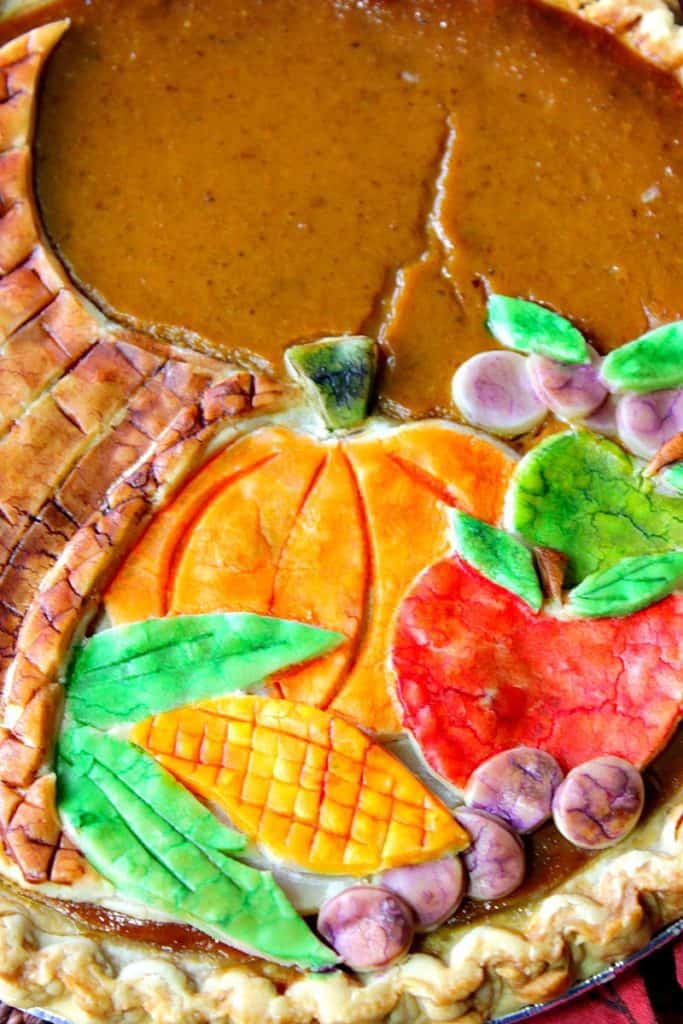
[0,0,682,995]
[21,0,683,417]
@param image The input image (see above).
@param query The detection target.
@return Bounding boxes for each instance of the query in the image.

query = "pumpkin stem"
[285,335,378,431]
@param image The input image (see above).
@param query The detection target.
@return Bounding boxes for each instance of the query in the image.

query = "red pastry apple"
[392,556,683,788]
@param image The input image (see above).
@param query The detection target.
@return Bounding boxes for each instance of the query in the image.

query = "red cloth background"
[541,939,682,1023]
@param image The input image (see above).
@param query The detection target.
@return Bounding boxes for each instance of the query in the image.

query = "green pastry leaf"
[58,726,246,855]
[285,335,377,430]
[506,431,683,585]
[601,321,683,392]
[486,295,589,365]
[57,727,336,969]
[662,462,683,494]
[450,509,543,611]
[566,551,683,618]
[66,613,344,729]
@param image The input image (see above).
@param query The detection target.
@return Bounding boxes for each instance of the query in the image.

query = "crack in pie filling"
[0,0,682,1020]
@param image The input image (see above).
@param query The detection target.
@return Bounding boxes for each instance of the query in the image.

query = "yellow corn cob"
[131,695,468,875]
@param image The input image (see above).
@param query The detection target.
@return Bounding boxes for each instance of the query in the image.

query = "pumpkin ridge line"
[163,448,279,613]
[386,451,464,510]
[321,448,375,713]
[267,451,329,616]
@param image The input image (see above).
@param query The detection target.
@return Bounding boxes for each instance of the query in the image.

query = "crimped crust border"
[0,802,681,1024]
[0,1,682,1022]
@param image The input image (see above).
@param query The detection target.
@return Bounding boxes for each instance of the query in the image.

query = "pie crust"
[547,0,683,77]
[0,3,682,1023]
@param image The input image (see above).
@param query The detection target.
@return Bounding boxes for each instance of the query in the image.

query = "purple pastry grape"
[317,886,414,971]
[552,756,644,850]
[528,345,607,421]
[379,856,465,931]
[581,393,620,438]
[455,807,526,901]
[465,747,564,835]
[616,388,683,458]
[452,351,547,437]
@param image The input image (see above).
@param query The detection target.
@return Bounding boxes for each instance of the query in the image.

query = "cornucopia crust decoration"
[0,19,285,890]
[0,4,682,1024]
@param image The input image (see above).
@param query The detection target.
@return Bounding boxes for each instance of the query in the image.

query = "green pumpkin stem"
[285,335,378,430]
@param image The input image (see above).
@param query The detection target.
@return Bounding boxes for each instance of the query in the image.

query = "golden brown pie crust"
[0,3,681,1022]
[547,0,683,77]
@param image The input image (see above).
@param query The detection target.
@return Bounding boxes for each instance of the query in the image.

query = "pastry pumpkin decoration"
[106,419,515,733]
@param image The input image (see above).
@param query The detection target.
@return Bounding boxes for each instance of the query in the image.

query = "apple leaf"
[450,509,543,611]
[566,551,683,618]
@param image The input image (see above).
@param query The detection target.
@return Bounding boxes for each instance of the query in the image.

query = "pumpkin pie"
[0,2,681,1023]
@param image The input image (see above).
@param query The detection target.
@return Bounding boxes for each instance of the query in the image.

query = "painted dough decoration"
[67,613,342,729]
[534,546,568,600]
[507,430,683,584]
[528,345,607,420]
[56,612,345,965]
[454,807,526,901]
[645,431,683,477]
[131,694,468,875]
[551,756,645,850]
[566,552,683,618]
[451,351,547,437]
[582,393,620,438]
[58,727,335,967]
[317,886,414,970]
[616,388,683,458]
[663,461,683,493]
[486,294,589,364]
[106,422,515,733]
[464,746,563,834]
[393,555,683,787]
[601,320,683,392]
[378,857,465,931]
[285,335,378,430]
[450,509,542,611]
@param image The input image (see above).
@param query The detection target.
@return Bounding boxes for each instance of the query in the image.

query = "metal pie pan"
[494,916,683,1023]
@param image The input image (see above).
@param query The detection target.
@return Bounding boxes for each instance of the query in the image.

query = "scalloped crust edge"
[1,1,683,1022]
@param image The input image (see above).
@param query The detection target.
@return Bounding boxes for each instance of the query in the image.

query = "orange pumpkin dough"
[130,694,469,875]
[106,422,515,733]
[331,421,514,728]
